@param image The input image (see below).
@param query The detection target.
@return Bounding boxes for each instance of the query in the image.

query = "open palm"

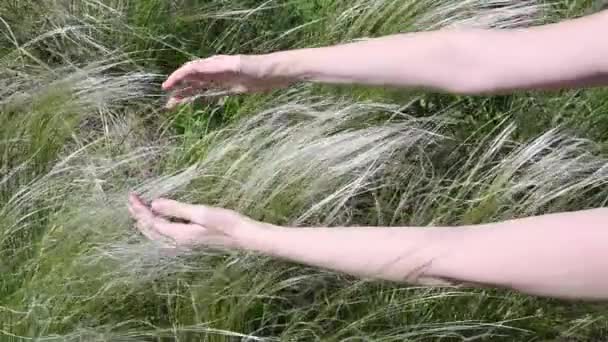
[127,193,258,249]
[162,55,292,108]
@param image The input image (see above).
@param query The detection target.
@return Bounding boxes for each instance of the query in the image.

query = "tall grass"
[2,0,608,340]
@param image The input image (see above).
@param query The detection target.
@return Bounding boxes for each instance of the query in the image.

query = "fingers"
[165,96,182,109]
[162,61,200,91]
[151,198,241,231]
[128,193,203,247]
[151,198,202,223]
[165,95,193,109]
[162,58,215,91]
[128,193,170,244]
[162,55,238,91]
[164,81,208,109]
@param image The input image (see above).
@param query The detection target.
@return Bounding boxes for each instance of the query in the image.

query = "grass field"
[2,0,608,340]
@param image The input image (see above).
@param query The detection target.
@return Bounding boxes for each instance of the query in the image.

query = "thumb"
[151,198,243,232]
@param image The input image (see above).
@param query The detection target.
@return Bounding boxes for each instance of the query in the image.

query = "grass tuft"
[2,0,608,340]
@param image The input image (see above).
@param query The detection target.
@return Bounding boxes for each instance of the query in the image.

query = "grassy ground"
[2,0,608,340]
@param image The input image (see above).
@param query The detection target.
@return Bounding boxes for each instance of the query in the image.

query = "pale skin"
[129,10,608,300]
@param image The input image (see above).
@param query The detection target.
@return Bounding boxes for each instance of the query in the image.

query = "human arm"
[257,209,608,300]
[128,194,608,300]
[162,10,608,106]
[246,10,608,94]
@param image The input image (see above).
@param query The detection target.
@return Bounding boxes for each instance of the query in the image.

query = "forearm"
[443,208,608,300]
[245,224,461,284]
[246,31,476,93]
[245,209,608,300]
[242,12,608,94]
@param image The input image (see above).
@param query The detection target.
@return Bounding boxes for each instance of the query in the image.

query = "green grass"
[2,0,608,341]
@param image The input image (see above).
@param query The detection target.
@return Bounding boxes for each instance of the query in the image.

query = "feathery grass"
[3,0,608,341]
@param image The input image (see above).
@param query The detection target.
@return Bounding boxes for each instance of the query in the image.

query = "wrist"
[239,52,304,82]
[234,221,283,254]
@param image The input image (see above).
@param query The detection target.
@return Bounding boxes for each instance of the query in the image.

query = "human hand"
[162,55,292,108]
[127,193,265,250]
